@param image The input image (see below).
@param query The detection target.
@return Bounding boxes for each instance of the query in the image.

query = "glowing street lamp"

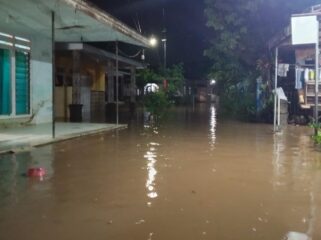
[149,36,158,47]
[210,79,216,85]
[142,36,158,60]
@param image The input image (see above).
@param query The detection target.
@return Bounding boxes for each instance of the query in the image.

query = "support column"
[115,41,119,125]
[72,51,81,104]
[314,18,320,136]
[105,60,116,123]
[69,50,83,122]
[130,66,136,103]
[51,11,55,138]
[120,76,124,100]
[273,47,278,132]
[107,60,114,103]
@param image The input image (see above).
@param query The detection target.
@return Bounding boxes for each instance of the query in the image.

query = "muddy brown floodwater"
[1,105,321,240]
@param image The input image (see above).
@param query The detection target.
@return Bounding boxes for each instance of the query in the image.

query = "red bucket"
[27,167,46,178]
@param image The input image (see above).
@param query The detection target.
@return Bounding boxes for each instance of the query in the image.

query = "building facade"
[0,0,149,126]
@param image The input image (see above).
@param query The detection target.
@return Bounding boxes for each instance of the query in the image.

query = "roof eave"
[62,0,151,48]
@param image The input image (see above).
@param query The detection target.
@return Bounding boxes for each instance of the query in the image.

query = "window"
[0,32,30,117]
[0,49,11,115]
[15,51,30,115]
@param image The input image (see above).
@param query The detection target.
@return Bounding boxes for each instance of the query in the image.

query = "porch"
[0,122,126,154]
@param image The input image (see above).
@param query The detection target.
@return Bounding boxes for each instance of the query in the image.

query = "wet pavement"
[0,105,321,240]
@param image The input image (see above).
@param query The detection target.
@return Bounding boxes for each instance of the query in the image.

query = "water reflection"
[285,232,309,240]
[144,142,159,201]
[272,133,286,188]
[273,129,321,240]
[303,170,321,240]
[2,106,321,240]
[209,105,217,150]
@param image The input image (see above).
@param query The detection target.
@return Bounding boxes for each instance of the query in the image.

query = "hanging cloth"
[295,68,304,89]
[304,68,309,82]
[278,64,290,77]
[309,69,315,81]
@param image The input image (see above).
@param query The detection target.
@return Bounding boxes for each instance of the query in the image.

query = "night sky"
[90,0,210,79]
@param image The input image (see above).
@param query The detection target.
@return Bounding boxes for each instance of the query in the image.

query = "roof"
[0,0,150,47]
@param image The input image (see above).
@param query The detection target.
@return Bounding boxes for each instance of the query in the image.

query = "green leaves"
[137,68,162,88]
[137,63,185,96]
[144,91,171,118]
[204,0,320,118]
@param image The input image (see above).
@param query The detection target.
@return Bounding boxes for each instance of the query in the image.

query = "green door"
[15,51,29,115]
[0,49,11,115]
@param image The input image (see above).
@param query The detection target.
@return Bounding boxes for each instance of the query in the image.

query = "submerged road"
[0,105,321,240]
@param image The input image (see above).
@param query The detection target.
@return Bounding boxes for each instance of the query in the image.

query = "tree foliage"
[137,64,185,118]
[164,63,184,96]
[144,91,171,118]
[205,0,319,64]
[136,68,161,89]
[205,0,319,118]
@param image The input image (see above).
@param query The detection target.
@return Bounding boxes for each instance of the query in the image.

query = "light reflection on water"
[209,105,217,150]
[144,142,159,201]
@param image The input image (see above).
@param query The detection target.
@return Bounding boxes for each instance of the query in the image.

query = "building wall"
[29,35,53,124]
[0,26,53,126]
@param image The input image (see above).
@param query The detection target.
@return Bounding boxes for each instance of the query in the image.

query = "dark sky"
[90,0,210,79]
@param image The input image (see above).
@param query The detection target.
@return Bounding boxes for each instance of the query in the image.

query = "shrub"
[144,91,171,119]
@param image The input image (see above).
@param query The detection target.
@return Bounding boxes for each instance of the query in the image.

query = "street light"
[161,37,167,70]
[141,36,158,61]
[149,36,158,47]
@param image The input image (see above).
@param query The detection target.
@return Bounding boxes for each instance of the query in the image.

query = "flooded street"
[1,105,321,240]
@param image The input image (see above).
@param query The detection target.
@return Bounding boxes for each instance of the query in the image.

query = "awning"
[56,42,147,69]
[0,0,150,47]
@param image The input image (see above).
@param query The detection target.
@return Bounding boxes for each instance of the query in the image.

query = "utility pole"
[314,17,320,136]
[115,41,119,126]
[162,32,167,70]
[162,8,167,71]
[51,11,56,138]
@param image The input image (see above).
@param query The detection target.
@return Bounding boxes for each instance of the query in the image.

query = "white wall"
[30,60,52,124]
[0,26,53,125]
[29,35,53,124]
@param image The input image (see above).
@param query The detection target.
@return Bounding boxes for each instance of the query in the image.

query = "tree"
[136,68,162,90]
[137,64,185,119]
[204,0,319,118]
[144,91,171,119]
[164,63,185,97]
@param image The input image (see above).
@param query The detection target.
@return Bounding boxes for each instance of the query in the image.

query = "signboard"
[291,15,318,45]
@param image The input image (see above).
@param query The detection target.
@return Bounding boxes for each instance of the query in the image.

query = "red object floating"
[27,168,46,178]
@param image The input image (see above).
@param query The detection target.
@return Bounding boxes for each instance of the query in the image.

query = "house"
[268,4,321,122]
[0,0,150,127]
[55,43,146,122]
